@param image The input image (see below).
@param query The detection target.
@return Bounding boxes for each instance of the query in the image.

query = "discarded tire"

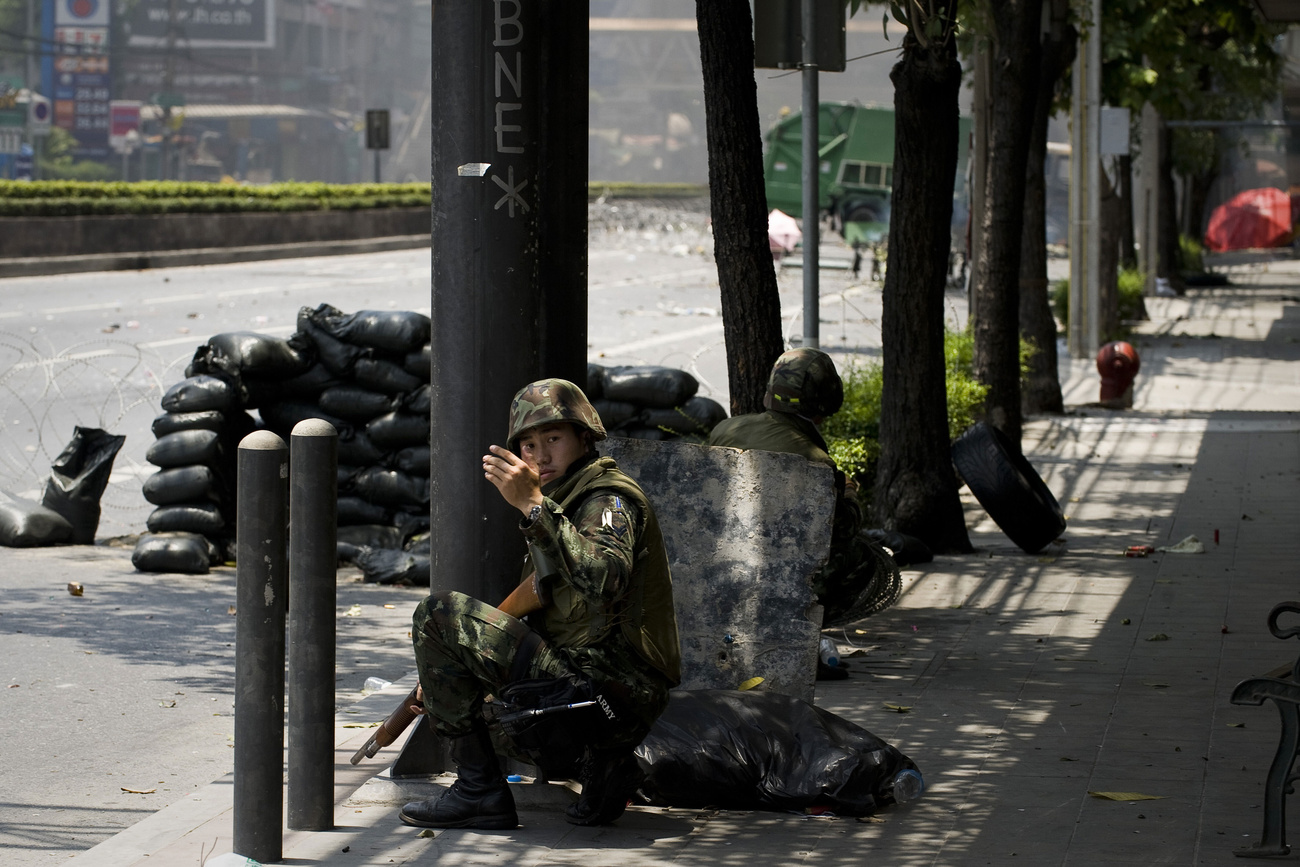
[951,422,1066,553]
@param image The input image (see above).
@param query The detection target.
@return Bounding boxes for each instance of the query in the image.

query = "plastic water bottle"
[362,676,392,693]
[890,769,925,803]
[818,637,839,668]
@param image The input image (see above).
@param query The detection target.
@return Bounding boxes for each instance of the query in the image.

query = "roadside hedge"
[0,181,430,216]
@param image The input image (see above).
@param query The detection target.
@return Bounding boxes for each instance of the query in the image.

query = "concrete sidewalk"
[70,262,1300,865]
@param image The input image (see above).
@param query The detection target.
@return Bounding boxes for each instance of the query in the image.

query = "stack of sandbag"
[133,372,257,574]
[133,305,432,579]
[586,363,727,442]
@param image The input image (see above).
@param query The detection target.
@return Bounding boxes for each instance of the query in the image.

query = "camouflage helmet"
[764,348,844,418]
[507,378,607,449]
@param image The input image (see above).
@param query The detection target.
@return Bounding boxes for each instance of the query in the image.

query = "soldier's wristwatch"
[526,504,543,526]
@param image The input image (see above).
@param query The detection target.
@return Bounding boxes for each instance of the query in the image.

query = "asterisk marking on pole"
[492,166,530,218]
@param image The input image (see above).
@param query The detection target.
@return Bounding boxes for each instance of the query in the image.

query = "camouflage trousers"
[411,590,575,738]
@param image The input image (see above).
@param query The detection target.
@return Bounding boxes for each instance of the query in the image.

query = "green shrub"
[1178,234,1204,273]
[1051,269,1146,332]
[0,180,431,216]
[823,327,991,493]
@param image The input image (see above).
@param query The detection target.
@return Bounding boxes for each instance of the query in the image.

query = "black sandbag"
[639,396,729,436]
[586,363,606,399]
[132,532,217,575]
[620,426,669,441]
[404,345,431,380]
[393,510,430,539]
[41,426,126,544]
[143,465,216,506]
[405,532,430,555]
[337,431,386,467]
[306,304,431,354]
[337,496,391,526]
[295,313,368,376]
[319,386,399,422]
[353,357,423,396]
[337,464,361,490]
[352,546,430,585]
[147,429,221,468]
[394,446,430,477]
[161,374,237,414]
[366,411,430,449]
[353,467,428,509]
[591,399,637,428]
[337,523,404,549]
[256,361,343,402]
[0,492,73,547]
[204,331,313,378]
[147,503,226,535]
[403,383,431,416]
[258,402,350,438]
[152,410,226,438]
[602,365,698,408]
[635,689,920,816]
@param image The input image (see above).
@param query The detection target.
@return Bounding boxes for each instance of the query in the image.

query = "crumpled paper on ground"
[1156,535,1205,554]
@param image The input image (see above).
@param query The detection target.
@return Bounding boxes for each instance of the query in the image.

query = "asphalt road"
[0,227,934,864]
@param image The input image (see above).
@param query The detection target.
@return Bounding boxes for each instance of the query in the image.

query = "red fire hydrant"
[1097,341,1140,408]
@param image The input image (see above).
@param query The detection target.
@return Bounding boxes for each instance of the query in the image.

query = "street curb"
[65,674,425,866]
[0,234,431,279]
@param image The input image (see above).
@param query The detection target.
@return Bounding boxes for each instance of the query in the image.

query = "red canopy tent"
[1204,187,1293,252]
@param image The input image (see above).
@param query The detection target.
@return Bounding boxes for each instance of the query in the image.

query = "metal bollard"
[287,419,338,831]
[234,430,289,863]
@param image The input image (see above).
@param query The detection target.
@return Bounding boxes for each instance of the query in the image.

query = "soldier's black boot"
[565,747,644,826]
[399,725,518,830]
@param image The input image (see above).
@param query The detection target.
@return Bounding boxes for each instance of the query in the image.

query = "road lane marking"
[589,266,716,292]
[40,300,125,314]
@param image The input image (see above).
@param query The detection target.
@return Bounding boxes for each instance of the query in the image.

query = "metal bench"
[1231,602,1300,858]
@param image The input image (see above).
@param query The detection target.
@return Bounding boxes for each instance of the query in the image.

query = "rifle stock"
[350,571,548,764]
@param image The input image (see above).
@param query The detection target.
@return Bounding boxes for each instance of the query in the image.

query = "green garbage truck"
[763,101,972,247]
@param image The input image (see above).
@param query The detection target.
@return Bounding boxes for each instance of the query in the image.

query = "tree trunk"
[1099,159,1121,340]
[1156,120,1184,293]
[872,13,972,555]
[970,0,1040,447]
[1117,153,1137,270]
[696,0,784,415]
[1018,3,1074,417]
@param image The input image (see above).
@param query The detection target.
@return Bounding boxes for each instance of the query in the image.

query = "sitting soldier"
[399,378,680,830]
[707,349,900,675]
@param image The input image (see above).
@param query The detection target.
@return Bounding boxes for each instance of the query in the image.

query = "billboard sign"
[127,0,275,49]
[55,0,110,28]
[108,100,140,150]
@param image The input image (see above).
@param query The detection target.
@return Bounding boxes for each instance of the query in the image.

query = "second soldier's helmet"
[507,378,608,450]
[764,348,844,419]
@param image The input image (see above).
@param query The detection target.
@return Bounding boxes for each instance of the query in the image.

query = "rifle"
[350,553,554,765]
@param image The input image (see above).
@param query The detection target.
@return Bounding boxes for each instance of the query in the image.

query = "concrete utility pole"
[1068,0,1101,358]
[428,0,588,603]
[800,0,819,349]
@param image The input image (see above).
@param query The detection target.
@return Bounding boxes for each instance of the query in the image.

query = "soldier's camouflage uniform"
[707,348,899,626]
[413,379,680,753]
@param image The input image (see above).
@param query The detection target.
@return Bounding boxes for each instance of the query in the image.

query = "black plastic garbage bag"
[337,496,391,526]
[340,544,429,585]
[337,523,404,549]
[258,402,350,439]
[603,366,699,408]
[319,386,398,422]
[147,503,226,535]
[132,532,219,574]
[591,399,637,429]
[246,362,341,405]
[403,383,431,416]
[305,304,431,354]
[353,358,423,396]
[147,429,222,468]
[639,396,728,437]
[634,689,921,816]
[294,314,368,377]
[152,410,227,438]
[161,375,238,414]
[366,411,430,449]
[353,467,428,509]
[40,426,126,544]
[200,331,313,378]
[0,491,74,547]
[143,466,217,506]
[394,446,430,477]
[586,362,606,399]
[404,345,431,380]
[337,431,386,467]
